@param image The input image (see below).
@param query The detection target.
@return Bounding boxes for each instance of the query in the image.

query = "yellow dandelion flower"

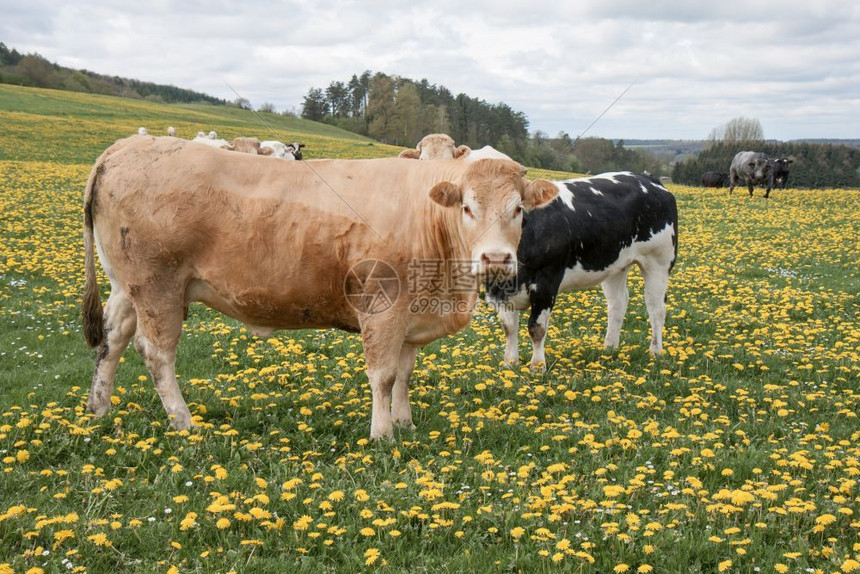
[86,532,110,546]
[614,564,630,573]
[364,548,380,566]
[638,566,653,573]
[718,559,732,572]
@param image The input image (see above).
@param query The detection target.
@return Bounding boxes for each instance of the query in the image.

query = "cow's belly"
[559,255,629,291]
[559,225,675,292]
[186,278,360,333]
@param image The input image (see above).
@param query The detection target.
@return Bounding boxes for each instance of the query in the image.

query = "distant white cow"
[191,133,232,149]
[167,126,176,137]
[138,127,148,136]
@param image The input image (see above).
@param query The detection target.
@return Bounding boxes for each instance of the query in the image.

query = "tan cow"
[399,133,513,163]
[82,136,558,439]
[399,133,470,160]
[229,137,273,155]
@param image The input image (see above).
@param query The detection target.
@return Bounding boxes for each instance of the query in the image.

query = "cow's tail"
[82,158,106,348]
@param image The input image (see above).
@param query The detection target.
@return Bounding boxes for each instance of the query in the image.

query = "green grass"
[0,86,858,573]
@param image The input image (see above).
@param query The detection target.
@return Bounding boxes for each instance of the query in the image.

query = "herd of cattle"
[137,126,305,159]
[81,130,677,438]
[701,151,793,198]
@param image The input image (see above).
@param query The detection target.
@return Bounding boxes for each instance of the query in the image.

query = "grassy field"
[0,85,858,573]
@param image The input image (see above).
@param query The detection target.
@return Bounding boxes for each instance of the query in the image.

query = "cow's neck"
[422,202,470,265]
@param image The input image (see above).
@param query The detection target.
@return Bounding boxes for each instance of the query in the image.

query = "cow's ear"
[454,145,471,159]
[429,182,462,207]
[399,149,421,159]
[786,158,793,164]
[521,179,558,210]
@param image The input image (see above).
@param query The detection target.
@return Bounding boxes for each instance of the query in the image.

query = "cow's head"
[287,142,305,161]
[428,159,558,277]
[400,133,470,160]
[748,157,774,180]
[773,157,792,170]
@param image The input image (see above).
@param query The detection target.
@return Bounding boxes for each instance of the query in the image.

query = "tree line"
[302,71,665,175]
[0,42,225,105]
[302,71,529,151]
[672,141,860,188]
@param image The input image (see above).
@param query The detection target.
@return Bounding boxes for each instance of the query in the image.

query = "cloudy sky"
[2,0,859,141]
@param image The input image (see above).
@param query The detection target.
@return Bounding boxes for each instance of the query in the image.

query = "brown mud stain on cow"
[120,227,131,250]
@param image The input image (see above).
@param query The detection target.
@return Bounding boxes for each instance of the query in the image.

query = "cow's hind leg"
[133,295,192,430]
[601,268,629,350]
[391,344,418,430]
[88,288,137,417]
[641,261,671,356]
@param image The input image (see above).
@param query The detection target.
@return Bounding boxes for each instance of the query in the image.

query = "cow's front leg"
[498,305,520,366]
[748,184,755,197]
[391,344,417,430]
[361,324,406,440]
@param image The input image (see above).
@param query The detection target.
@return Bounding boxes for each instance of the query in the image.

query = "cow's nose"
[480,251,516,276]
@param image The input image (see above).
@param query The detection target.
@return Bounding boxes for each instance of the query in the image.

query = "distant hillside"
[0,42,225,105]
[0,84,395,165]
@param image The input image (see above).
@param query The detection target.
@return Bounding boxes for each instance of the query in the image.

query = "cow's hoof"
[502,358,520,369]
[168,412,193,431]
[87,403,110,418]
[393,419,415,431]
[529,362,547,374]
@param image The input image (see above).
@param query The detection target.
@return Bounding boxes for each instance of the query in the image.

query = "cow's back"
[731,151,764,177]
[520,173,677,274]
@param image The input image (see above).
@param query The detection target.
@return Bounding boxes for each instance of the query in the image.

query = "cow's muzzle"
[475,251,517,278]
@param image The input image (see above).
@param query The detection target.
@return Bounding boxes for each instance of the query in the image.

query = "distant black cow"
[486,172,678,371]
[771,158,793,189]
[701,171,728,188]
[729,151,775,198]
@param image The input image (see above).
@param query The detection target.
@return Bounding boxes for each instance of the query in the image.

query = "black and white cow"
[771,158,792,189]
[729,151,774,198]
[486,172,678,371]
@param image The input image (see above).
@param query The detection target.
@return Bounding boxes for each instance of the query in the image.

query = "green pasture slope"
[0,84,858,573]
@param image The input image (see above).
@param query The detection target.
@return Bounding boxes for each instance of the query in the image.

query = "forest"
[301,71,667,175]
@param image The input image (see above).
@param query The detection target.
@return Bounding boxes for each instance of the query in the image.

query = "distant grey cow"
[729,151,774,198]
[772,158,793,189]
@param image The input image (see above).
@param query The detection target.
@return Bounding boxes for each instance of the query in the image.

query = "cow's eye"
[513,205,523,217]
[462,204,473,218]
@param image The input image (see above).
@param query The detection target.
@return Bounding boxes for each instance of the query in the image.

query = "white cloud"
[1,0,858,140]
